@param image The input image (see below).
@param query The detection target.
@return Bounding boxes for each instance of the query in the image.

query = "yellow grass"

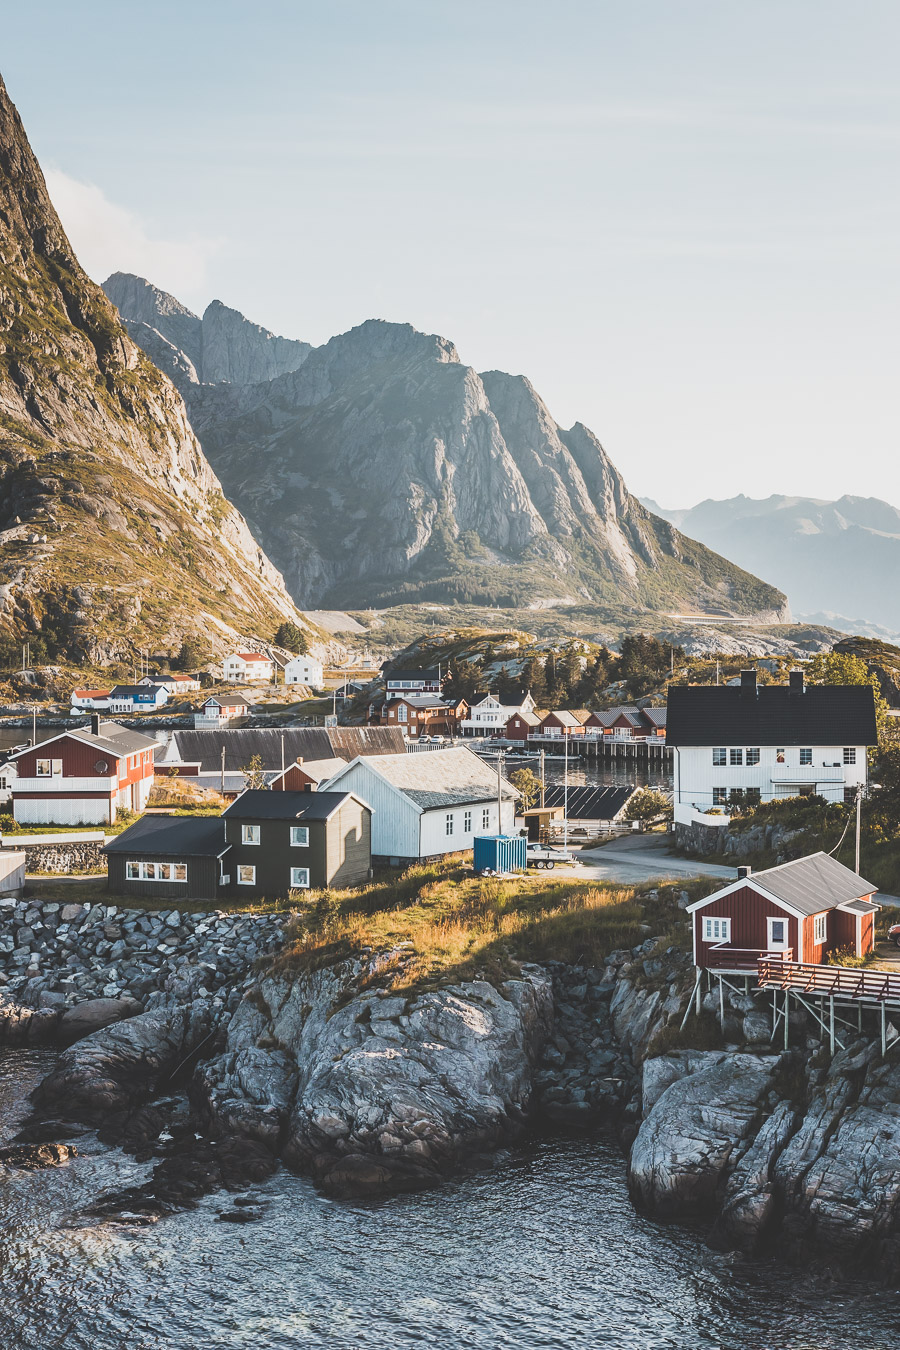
[272,857,699,994]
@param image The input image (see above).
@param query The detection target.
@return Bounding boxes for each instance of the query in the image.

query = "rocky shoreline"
[3,898,900,1274]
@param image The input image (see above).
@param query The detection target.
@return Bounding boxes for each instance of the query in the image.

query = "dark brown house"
[105,790,372,901]
[220,790,371,897]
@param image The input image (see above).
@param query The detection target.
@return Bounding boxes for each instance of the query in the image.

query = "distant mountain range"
[102,274,789,625]
[0,74,307,665]
[642,494,900,637]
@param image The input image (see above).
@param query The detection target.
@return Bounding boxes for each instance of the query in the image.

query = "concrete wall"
[0,850,24,897]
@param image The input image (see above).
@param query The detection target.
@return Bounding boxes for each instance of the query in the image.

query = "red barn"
[8,717,157,825]
[687,852,880,971]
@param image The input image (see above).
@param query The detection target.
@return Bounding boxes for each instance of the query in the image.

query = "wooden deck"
[757,955,900,1007]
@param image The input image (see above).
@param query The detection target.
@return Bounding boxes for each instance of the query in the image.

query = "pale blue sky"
[5,1,899,506]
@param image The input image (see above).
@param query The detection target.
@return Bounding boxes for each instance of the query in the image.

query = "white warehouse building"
[322,745,518,865]
[666,670,877,828]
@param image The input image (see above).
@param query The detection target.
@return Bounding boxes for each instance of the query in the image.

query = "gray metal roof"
[10,721,157,761]
[158,725,405,772]
[753,852,875,915]
[404,789,504,810]
[327,745,517,807]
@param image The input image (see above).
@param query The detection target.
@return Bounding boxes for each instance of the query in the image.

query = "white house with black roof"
[322,745,518,864]
[667,669,877,826]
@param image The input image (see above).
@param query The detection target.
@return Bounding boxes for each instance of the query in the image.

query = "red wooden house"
[687,852,880,972]
[8,717,157,825]
[538,710,591,738]
[504,709,543,741]
[379,696,467,740]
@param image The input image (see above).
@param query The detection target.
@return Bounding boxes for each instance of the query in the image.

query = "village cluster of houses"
[69,650,326,717]
[371,670,668,744]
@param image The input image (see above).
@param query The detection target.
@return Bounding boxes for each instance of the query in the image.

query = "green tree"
[175,636,211,671]
[275,622,308,654]
[508,767,544,810]
[241,754,269,790]
[520,656,547,705]
[623,787,672,822]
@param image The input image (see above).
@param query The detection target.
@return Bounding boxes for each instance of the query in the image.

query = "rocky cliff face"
[107,280,789,621]
[0,76,309,661]
[102,272,312,387]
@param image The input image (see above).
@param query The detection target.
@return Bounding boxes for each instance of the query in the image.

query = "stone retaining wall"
[674,818,804,861]
[8,841,106,874]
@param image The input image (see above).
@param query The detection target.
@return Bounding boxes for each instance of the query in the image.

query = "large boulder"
[629,1052,779,1220]
[59,997,144,1044]
[33,1000,217,1120]
[195,996,298,1150]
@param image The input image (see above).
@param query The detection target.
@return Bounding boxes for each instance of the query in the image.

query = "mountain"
[0,74,312,666]
[103,277,789,625]
[642,494,900,634]
[102,272,312,388]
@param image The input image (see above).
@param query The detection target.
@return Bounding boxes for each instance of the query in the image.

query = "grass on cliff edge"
[270,855,703,995]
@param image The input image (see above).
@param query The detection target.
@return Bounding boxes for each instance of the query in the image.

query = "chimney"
[739,670,757,696]
[91,714,101,736]
[789,669,805,695]
[737,865,752,879]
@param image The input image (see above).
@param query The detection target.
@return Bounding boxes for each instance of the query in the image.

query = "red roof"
[72,689,110,698]
[234,652,271,662]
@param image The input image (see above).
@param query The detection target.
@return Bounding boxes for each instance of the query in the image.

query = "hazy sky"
[5,2,899,507]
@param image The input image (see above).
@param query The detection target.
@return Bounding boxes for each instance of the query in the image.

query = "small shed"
[687,852,881,971]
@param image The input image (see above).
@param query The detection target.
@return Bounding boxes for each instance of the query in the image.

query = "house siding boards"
[694,885,801,969]
[321,761,419,861]
[221,795,371,896]
[107,851,221,901]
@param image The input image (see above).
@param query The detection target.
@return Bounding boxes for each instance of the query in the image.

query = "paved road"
[546,834,737,886]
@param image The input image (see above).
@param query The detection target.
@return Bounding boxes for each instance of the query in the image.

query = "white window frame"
[237,864,256,886]
[290,867,310,888]
[712,747,726,766]
[127,860,188,882]
[702,916,731,943]
[814,913,827,944]
[800,748,813,765]
[36,758,52,777]
[482,808,491,830]
[843,747,857,765]
[712,787,728,805]
[242,824,261,845]
[290,825,309,847]
[445,813,455,837]
[767,915,789,951]
[463,810,472,833]
[746,748,760,766]
[729,748,743,766]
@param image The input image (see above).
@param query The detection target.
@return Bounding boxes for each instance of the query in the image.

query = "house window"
[36,759,51,776]
[729,748,743,766]
[445,813,455,836]
[242,825,261,845]
[703,916,731,943]
[482,808,491,830]
[290,867,310,888]
[843,747,857,765]
[127,861,187,882]
[464,810,472,832]
[767,917,788,949]
[746,748,760,766]
[237,865,256,885]
[290,826,309,847]
[712,748,726,766]
[713,787,728,805]
[398,705,408,722]
[776,749,785,763]
[800,748,812,765]
[814,913,827,944]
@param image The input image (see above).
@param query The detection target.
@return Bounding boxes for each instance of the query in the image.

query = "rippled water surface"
[1,1049,899,1350]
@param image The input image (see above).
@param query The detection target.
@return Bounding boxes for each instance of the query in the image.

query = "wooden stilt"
[829,996,835,1055]
[882,1002,887,1057]
[784,990,790,1050]
[719,976,725,1032]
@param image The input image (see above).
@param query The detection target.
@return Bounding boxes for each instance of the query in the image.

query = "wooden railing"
[711,946,793,971]
[758,955,900,1002]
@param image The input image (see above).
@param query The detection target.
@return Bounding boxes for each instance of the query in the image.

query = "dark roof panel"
[161,726,406,772]
[541,784,634,820]
[666,684,877,747]
[223,790,362,821]
[104,815,226,856]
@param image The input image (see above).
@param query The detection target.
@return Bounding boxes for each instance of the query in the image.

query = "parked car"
[526,842,580,870]
[888,921,900,948]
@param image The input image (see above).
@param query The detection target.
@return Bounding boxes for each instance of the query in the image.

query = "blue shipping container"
[473,834,527,875]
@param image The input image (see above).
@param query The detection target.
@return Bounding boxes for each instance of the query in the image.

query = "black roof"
[666,683,878,748]
[104,815,226,856]
[223,790,362,821]
[386,668,440,682]
[160,726,405,772]
[541,785,634,820]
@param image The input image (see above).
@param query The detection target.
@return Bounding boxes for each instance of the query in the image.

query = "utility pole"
[497,748,504,836]
[856,785,863,876]
[220,745,226,795]
[32,703,36,747]
[280,733,285,790]
[563,728,569,854]
[540,748,545,808]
